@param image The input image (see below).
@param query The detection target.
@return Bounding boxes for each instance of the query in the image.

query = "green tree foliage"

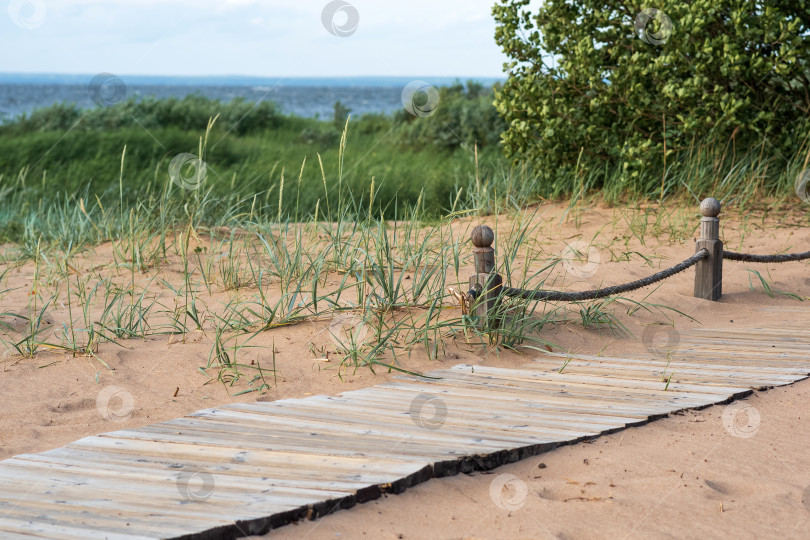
[333,100,352,130]
[493,0,810,192]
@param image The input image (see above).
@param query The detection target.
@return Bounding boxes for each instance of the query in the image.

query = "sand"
[0,201,808,539]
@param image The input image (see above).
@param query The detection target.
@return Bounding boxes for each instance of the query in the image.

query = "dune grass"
[0,94,808,392]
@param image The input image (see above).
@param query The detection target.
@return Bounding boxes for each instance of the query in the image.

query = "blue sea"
[0,74,504,123]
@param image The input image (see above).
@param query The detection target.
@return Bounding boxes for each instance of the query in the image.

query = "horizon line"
[0,72,507,80]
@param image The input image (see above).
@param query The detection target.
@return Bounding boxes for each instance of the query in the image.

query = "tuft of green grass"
[0,97,807,394]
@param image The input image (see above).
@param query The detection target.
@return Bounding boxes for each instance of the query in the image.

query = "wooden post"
[694,197,723,301]
[468,225,502,327]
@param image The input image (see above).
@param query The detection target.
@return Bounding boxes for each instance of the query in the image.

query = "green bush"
[353,112,394,135]
[0,86,519,231]
[395,82,506,151]
[2,95,287,136]
[298,124,342,147]
[493,0,810,193]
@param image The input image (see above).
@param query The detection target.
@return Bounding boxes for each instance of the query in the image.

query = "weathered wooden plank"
[0,529,61,540]
[197,406,586,447]
[339,390,703,434]
[64,437,422,479]
[82,431,437,478]
[674,349,810,361]
[8,453,376,499]
[30,447,408,489]
[684,331,810,341]
[0,469,338,540]
[192,404,573,444]
[322,390,631,434]
[526,358,801,387]
[0,492,225,538]
[0,490,208,538]
[527,355,802,379]
[0,527,71,540]
[95,427,474,463]
[216,402,616,448]
[127,415,465,456]
[372,382,652,422]
[684,327,810,338]
[248,391,628,430]
[61,437,433,499]
[0,462,327,515]
[391,373,709,415]
[535,351,810,377]
[239,391,643,428]
[0,512,152,540]
[356,378,698,407]
[443,365,751,397]
[414,368,729,406]
[675,339,810,351]
[153,415,520,455]
[619,350,810,366]
[675,334,810,348]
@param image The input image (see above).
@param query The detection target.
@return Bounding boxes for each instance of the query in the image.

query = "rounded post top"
[471,225,494,248]
[700,197,721,218]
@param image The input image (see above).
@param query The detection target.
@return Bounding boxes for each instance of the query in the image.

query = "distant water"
[0,74,505,122]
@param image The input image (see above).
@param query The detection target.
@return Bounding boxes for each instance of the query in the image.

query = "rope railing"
[464,197,808,325]
[723,250,810,263]
[499,249,708,302]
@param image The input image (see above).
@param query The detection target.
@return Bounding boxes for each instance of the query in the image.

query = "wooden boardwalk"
[1,326,809,539]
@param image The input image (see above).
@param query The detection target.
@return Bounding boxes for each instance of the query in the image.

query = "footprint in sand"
[48,397,95,414]
[703,478,758,498]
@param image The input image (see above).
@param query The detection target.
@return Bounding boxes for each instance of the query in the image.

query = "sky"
[0,0,510,78]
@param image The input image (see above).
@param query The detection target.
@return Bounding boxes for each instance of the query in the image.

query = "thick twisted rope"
[494,249,709,303]
[723,251,810,263]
